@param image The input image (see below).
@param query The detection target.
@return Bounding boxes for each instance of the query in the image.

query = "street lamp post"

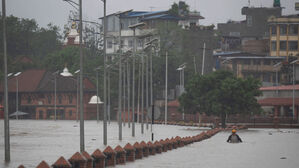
[273,62,282,96]
[127,57,131,128]
[74,69,80,122]
[102,0,108,146]
[94,68,100,122]
[62,0,84,151]
[201,42,206,75]
[129,22,145,136]
[177,63,186,120]
[145,38,158,131]
[165,51,168,125]
[52,71,59,121]
[290,59,298,121]
[141,53,144,133]
[14,72,22,120]
[2,0,10,161]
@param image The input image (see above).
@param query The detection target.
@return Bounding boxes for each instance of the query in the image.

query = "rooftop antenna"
[149,6,155,11]
[248,0,251,7]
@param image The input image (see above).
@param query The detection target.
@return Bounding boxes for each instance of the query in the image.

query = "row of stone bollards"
[17,128,223,168]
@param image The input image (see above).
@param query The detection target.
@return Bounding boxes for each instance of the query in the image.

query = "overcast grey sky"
[2,0,298,30]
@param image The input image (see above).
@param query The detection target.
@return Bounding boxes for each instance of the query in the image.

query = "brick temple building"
[0,69,97,120]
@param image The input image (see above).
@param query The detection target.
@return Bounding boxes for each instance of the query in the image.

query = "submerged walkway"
[121,129,299,168]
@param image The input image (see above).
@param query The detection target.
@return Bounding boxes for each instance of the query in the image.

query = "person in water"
[227,129,242,143]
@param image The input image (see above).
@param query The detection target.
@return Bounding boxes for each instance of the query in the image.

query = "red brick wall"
[21,92,98,120]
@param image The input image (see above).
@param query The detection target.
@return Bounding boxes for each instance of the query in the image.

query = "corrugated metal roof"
[0,69,95,93]
[0,69,46,92]
[258,97,299,106]
[260,85,299,91]
[141,14,180,21]
[125,11,167,18]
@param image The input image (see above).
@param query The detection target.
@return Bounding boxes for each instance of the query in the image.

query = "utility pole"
[127,56,130,128]
[150,48,153,131]
[79,0,85,152]
[123,63,126,126]
[2,0,10,162]
[165,51,168,125]
[132,29,136,137]
[141,53,144,133]
[96,70,99,122]
[201,42,206,75]
[117,11,123,140]
[54,72,57,120]
[137,60,141,123]
[146,46,149,130]
[14,72,21,120]
[102,0,107,146]
[108,70,111,124]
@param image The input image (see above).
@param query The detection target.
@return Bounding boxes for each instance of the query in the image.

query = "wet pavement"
[1,120,299,168]
[121,129,299,168]
[0,120,204,168]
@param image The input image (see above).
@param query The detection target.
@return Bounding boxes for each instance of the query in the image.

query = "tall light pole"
[177,63,186,120]
[141,53,145,133]
[52,71,59,121]
[129,22,145,136]
[74,69,80,122]
[273,62,282,96]
[102,0,107,146]
[145,38,158,131]
[165,51,168,125]
[201,42,206,75]
[127,56,131,128]
[2,0,10,162]
[14,72,22,120]
[290,59,298,121]
[145,45,149,130]
[94,68,100,122]
[62,0,84,152]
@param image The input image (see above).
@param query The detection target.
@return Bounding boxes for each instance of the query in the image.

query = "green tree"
[168,1,190,17]
[179,70,262,128]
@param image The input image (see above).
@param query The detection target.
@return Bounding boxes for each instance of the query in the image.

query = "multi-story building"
[268,14,299,60]
[218,2,282,51]
[103,10,204,54]
[258,85,299,120]
[214,51,285,86]
[0,68,97,120]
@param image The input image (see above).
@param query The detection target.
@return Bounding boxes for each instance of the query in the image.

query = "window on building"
[128,39,133,48]
[271,26,277,35]
[288,41,298,51]
[280,25,287,35]
[289,25,298,35]
[271,41,277,51]
[69,110,72,117]
[280,41,287,51]
[243,60,251,65]
[107,40,113,49]
[253,59,261,65]
[263,73,271,82]
[120,40,124,48]
[58,94,62,104]
[0,95,2,103]
[39,94,45,98]
[47,95,52,104]
[247,15,253,27]
[138,39,143,48]
[68,95,73,104]
[39,110,43,119]
[27,96,32,104]
[264,59,271,65]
